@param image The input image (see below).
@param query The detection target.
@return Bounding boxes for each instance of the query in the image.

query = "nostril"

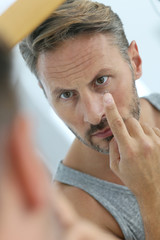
[101,114,106,120]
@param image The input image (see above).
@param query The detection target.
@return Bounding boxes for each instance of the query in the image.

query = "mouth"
[91,127,113,139]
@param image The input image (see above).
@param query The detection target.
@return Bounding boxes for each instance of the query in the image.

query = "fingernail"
[103,93,114,105]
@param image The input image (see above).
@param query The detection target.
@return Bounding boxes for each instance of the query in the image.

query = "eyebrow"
[52,67,112,96]
[91,67,112,83]
[52,87,72,96]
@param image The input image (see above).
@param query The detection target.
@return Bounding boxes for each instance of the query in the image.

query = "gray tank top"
[54,93,160,240]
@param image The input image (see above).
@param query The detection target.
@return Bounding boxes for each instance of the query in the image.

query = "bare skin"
[55,96,160,239]
[1,100,159,240]
[37,33,160,239]
[0,116,122,240]
[106,93,160,240]
[54,96,160,240]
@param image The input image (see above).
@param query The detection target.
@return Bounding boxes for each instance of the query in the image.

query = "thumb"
[109,137,120,174]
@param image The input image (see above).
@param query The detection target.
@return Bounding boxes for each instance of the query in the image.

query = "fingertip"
[103,92,114,105]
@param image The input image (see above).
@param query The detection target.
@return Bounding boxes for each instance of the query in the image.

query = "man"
[0,39,121,240]
[19,0,160,239]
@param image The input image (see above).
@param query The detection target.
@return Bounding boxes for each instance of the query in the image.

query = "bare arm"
[0,115,122,240]
[51,188,122,240]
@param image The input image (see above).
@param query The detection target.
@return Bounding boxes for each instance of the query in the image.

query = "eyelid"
[59,90,75,100]
[94,75,109,86]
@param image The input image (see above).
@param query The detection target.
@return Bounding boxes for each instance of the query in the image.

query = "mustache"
[87,118,109,137]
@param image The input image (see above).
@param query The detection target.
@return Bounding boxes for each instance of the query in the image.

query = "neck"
[63,96,160,185]
[64,139,124,185]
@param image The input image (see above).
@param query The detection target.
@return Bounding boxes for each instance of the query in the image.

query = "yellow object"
[0,0,65,48]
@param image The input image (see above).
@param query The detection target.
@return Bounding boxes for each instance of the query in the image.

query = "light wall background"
[1,0,160,175]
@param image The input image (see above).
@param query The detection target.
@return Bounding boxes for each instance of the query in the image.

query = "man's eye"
[60,91,73,99]
[95,76,108,86]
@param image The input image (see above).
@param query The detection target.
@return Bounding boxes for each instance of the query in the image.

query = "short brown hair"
[19,0,130,79]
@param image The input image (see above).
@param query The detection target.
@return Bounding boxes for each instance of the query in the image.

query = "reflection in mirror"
[1,0,160,175]
[12,0,160,175]
[1,1,160,240]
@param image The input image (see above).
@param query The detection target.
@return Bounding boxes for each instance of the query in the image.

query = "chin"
[89,141,110,155]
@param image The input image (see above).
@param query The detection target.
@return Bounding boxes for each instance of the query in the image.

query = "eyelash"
[59,76,109,100]
[94,76,108,87]
[59,91,75,100]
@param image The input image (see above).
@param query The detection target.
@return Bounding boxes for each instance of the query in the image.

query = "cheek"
[52,103,82,128]
[53,104,70,122]
[110,82,126,105]
[112,90,125,104]
[111,81,133,115]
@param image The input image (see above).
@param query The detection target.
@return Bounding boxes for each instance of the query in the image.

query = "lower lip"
[92,129,113,138]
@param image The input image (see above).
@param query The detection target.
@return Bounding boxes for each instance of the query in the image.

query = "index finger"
[103,93,130,147]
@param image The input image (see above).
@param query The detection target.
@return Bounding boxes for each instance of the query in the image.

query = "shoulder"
[54,180,97,213]
[142,93,160,111]
[53,180,124,239]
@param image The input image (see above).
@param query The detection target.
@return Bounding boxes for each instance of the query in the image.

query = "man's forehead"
[36,34,126,96]
[37,34,117,73]
[38,33,115,61]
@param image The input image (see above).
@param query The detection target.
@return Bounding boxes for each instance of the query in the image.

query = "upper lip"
[91,127,110,136]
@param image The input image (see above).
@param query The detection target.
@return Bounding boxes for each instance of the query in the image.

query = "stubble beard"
[68,80,140,155]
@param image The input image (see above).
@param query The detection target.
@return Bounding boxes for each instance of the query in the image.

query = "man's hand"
[103,92,160,240]
[104,92,160,196]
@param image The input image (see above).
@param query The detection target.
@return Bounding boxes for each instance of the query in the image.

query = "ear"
[128,41,142,80]
[10,115,50,208]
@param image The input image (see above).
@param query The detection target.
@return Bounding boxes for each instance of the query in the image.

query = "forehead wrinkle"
[46,52,101,82]
[47,55,97,78]
[48,59,99,91]
[47,67,88,91]
[51,47,96,68]
[52,37,103,66]
[45,38,105,74]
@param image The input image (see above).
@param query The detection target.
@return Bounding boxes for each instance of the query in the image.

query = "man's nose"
[79,92,105,125]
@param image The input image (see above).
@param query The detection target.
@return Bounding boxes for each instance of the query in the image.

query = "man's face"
[37,33,140,154]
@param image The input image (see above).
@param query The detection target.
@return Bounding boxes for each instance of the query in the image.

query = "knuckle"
[112,118,123,129]
[125,117,139,129]
[125,147,135,160]
[154,137,160,148]
[142,123,149,128]
[124,138,157,160]
[125,139,155,159]
[153,127,160,136]
[142,140,154,154]
[125,141,138,159]
[126,117,136,123]
[124,117,137,125]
